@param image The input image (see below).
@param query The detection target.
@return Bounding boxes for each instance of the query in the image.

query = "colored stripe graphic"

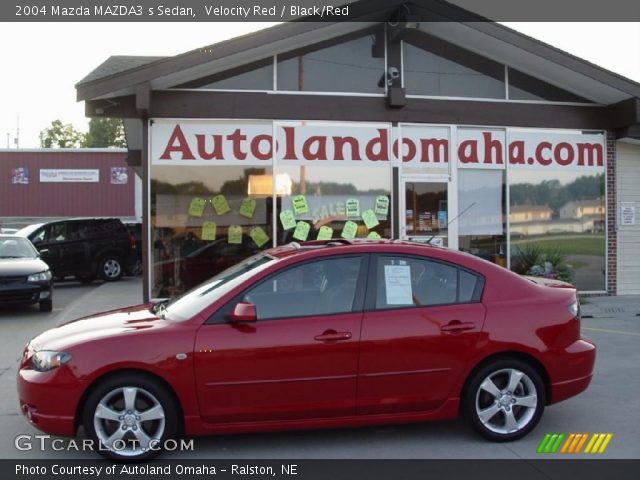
[539,433,613,454]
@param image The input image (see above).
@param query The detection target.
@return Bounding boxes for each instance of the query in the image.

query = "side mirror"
[229,302,257,323]
[39,248,49,256]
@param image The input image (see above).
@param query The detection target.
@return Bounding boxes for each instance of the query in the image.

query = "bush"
[514,243,575,284]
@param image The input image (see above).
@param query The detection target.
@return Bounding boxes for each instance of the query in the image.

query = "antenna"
[425,202,476,245]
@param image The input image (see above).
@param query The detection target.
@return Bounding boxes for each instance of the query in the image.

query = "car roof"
[267,239,437,259]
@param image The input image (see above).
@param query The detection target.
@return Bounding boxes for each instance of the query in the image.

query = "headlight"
[568,300,580,318]
[30,351,72,372]
[27,270,52,282]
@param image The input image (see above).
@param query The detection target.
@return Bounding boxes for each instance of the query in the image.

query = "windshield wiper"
[0,255,24,259]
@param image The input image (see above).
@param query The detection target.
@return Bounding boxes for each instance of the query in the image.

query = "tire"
[99,256,123,281]
[76,275,96,284]
[83,373,178,461]
[39,299,53,312]
[463,358,545,442]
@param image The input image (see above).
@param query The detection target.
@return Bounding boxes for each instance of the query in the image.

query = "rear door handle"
[440,321,475,333]
[314,330,352,342]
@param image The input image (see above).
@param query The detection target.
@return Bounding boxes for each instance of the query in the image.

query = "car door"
[357,254,486,415]
[30,223,65,276]
[194,254,368,423]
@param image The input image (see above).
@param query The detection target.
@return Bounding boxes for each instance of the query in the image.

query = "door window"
[403,181,448,246]
[245,256,363,320]
[374,256,481,309]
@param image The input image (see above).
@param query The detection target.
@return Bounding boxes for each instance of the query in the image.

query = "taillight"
[128,234,136,249]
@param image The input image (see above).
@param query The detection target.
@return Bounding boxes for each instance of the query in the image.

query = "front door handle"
[440,320,475,333]
[314,330,352,342]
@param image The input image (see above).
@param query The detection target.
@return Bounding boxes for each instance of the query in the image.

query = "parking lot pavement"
[0,286,638,459]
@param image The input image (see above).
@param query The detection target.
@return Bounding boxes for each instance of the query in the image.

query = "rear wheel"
[99,257,122,281]
[463,359,545,441]
[83,374,178,460]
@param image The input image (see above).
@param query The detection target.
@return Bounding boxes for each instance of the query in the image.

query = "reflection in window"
[403,33,505,99]
[509,171,605,291]
[277,34,385,94]
[458,169,506,266]
[150,166,273,298]
[274,166,392,244]
[508,68,591,103]
[246,256,363,319]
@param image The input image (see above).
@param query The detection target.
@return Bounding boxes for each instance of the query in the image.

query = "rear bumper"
[549,338,596,404]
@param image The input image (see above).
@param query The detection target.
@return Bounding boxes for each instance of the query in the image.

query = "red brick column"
[606,132,616,295]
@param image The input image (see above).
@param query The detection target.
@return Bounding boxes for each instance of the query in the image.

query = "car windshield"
[0,236,39,258]
[158,253,275,322]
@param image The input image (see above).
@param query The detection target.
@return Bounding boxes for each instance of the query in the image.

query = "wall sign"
[620,202,636,226]
[150,120,605,172]
[40,169,100,183]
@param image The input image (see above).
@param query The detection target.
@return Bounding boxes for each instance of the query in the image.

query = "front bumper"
[17,366,79,437]
[0,281,52,306]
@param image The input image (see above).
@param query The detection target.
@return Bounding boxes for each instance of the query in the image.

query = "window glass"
[458,169,507,267]
[277,34,385,94]
[150,165,273,298]
[175,60,273,90]
[48,224,66,242]
[403,34,505,99]
[376,256,475,309]
[508,68,591,103]
[245,256,362,319]
[275,166,392,243]
[509,170,605,290]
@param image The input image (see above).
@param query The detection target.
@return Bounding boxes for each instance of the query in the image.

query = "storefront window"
[150,166,273,298]
[509,170,605,291]
[403,33,505,99]
[277,33,385,94]
[458,169,507,266]
[274,166,392,244]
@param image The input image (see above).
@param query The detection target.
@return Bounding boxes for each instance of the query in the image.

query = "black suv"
[18,218,137,283]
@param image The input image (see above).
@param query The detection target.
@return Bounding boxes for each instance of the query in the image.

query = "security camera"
[388,67,400,79]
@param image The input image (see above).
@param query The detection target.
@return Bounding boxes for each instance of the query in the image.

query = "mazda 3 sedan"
[17,240,595,460]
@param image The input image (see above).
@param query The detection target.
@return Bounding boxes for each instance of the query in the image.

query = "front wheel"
[463,359,545,442]
[99,257,122,281]
[83,374,179,460]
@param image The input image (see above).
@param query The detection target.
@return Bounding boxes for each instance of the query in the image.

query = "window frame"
[208,253,371,324]
[364,253,484,312]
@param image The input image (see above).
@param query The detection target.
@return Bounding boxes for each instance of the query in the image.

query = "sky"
[0,22,639,149]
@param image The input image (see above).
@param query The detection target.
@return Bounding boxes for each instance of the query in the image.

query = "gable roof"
[76,0,640,106]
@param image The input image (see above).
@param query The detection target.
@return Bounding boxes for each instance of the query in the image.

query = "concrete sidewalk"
[580,294,640,319]
[53,277,144,326]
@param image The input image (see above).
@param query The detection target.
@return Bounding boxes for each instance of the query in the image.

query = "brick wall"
[606,131,616,295]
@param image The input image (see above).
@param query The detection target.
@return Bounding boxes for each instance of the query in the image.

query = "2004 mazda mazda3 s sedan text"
[17,240,595,460]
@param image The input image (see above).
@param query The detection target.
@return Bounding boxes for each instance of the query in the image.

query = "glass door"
[401,179,449,247]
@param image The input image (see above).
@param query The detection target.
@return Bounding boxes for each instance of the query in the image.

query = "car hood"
[523,275,575,289]
[0,257,49,276]
[29,304,167,352]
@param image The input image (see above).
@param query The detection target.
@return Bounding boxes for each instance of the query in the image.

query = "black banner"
[2,0,640,22]
[5,459,640,480]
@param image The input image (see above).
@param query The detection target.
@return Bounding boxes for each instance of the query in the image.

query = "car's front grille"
[0,276,26,285]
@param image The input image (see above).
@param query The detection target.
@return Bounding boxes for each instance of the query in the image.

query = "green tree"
[39,120,85,148]
[83,118,126,148]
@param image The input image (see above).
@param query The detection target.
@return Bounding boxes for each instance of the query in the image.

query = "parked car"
[0,235,52,312]
[17,239,595,460]
[17,218,137,283]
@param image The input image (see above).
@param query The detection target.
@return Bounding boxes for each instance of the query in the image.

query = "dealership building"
[76,2,640,300]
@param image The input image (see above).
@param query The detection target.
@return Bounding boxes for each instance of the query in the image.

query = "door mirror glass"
[229,302,257,323]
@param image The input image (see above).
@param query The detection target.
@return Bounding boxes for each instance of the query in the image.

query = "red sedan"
[17,239,595,460]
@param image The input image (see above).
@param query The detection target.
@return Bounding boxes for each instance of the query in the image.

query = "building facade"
[76,2,640,300]
[0,149,141,228]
